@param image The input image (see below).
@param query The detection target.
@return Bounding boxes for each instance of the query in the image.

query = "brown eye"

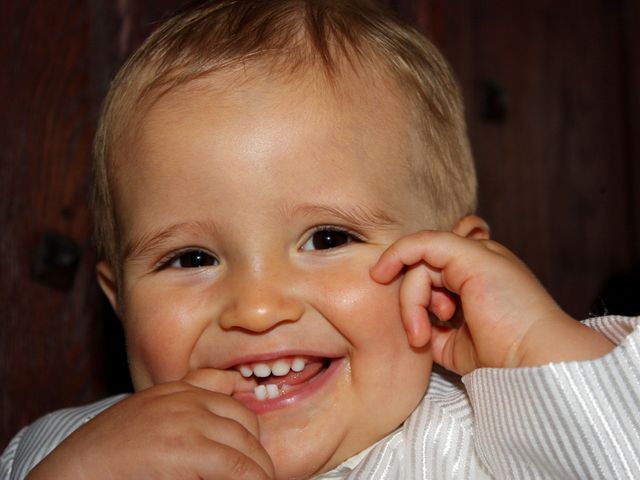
[171,250,218,268]
[301,228,358,251]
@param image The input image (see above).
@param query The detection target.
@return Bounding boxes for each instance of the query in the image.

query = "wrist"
[515,314,615,367]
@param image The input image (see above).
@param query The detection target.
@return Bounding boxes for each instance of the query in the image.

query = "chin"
[262,425,340,480]
[270,449,330,479]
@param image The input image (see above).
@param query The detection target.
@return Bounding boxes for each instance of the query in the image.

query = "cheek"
[308,259,432,445]
[312,262,406,351]
[123,284,208,389]
[309,258,431,382]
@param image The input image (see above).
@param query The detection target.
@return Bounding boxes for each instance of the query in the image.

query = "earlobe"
[96,261,120,315]
[452,215,491,240]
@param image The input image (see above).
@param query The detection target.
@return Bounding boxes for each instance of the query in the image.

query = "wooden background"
[1,0,638,448]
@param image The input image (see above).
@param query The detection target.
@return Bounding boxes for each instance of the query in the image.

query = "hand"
[370,224,614,375]
[27,369,274,480]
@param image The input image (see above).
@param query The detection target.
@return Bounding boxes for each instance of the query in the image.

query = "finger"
[429,289,459,323]
[193,438,274,480]
[372,231,495,294]
[399,263,432,347]
[199,415,275,479]
[430,325,478,376]
[370,231,452,284]
[370,240,413,284]
[181,370,261,439]
[183,368,256,396]
[158,387,272,475]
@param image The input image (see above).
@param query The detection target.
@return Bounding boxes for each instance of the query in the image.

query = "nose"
[218,264,305,332]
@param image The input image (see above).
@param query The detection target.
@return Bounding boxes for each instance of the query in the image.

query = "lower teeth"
[254,383,285,401]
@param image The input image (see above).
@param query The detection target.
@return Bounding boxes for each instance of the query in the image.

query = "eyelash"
[154,226,364,270]
[300,225,365,251]
[156,248,219,270]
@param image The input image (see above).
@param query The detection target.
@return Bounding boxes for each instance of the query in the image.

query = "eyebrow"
[122,204,397,261]
[123,220,220,261]
[289,203,398,230]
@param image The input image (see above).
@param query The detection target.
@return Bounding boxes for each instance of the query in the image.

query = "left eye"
[301,228,360,251]
[169,250,218,268]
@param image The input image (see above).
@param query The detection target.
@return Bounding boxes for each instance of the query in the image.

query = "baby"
[3,1,639,479]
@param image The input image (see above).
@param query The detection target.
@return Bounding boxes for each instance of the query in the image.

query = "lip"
[232,357,344,414]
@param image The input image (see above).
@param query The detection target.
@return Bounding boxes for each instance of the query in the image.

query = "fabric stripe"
[514,370,567,477]
[530,369,588,478]
[588,360,640,474]
[555,363,618,477]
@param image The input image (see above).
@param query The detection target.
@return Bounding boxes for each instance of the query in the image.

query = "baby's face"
[106,68,434,478]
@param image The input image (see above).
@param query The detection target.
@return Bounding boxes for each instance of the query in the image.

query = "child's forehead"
[142,60,410,125]
[130,63,418,169]
[147,73,398,155]
[112,63,426,230]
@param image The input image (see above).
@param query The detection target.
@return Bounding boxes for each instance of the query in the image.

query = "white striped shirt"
[2,316,639,479]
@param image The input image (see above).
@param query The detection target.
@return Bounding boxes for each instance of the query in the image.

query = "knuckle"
[480,239,504,254]
[216,415,259,447]
[243,414,261,441]
[236,419,262,451]
[237,422,258,447]
[413,229,434,244]
[225,451,257,479]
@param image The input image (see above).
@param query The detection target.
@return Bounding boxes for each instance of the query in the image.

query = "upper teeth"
[237,356,307,378]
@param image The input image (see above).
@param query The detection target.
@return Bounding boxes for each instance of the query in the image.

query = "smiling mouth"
[231,355,337,412]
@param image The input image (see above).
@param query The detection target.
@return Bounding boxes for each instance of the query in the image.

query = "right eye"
[300,226,363,251]
[168,250,218,269]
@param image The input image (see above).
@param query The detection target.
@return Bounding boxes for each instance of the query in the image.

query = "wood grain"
[1,0,104,447]
[422,0,637,317]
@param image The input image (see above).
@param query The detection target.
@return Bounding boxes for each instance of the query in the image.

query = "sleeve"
[462,315,640,480]
[0,394,128,480]
[0,429,26,480]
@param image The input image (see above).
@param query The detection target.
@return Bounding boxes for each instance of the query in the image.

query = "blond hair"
[93,0,476,265]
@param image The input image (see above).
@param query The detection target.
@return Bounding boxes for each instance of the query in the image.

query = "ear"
[96,260,120,316]
[451,215,491,240]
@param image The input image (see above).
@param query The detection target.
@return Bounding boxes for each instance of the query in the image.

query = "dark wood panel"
[0,0,104,447]
[0,0,195,449]
[420,0,636,317]
[622,0,640,257]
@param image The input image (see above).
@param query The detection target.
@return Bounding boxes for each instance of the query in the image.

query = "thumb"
[430,325,478,376]
[182,368,257,396]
